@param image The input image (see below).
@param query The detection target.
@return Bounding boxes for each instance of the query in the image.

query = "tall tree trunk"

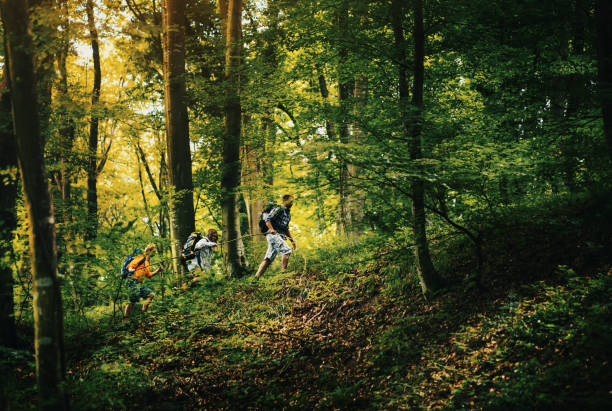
[85,0,101,241]
[221,0,248,276]
[391,0,444,296]
[0,1,67,408]
[56,1,75,234]
[242,151,265,241]
[162,0,195,279]
[347,74,367,236]
[595,0,612,160]
[318,72,337,140]
[241,115,267,242]
[0,51,17,349]
[30,0,55,145]
[241,120,264,241]
[262,117,275,189]
[336,4,353,236]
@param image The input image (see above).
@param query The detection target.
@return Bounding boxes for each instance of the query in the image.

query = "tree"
[0,0,67,408]
[241,126,265,240]
[0,49,17,348]
[162,0,195,278]
[391,0,444,296]
[85,0,102,241]
[54,0,75,228]
[221,0,248,276]
[336,2,353,236]
[595,0,612,160]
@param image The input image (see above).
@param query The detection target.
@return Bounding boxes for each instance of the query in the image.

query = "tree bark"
[391,0,444,296]
[347,74,367,236]
[56,1,75,230]
[0,49,17,349]
[241,138,265,241]
[162,0,195,279]
[221,0,248,276]
[595,0,612,160]
[30,0,55,145]
[336,4,352,236]
[0,0,67,408]
[85,0,101,241]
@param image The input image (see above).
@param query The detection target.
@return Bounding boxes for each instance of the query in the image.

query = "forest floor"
[3,193,612,410]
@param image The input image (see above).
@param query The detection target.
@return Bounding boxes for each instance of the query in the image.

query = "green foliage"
[2,0,612,409]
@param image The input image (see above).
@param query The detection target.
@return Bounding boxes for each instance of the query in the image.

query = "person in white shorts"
[255,194,297,278]
[186,229,218,285]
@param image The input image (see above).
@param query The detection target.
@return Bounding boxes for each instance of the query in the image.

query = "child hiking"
[255,194,297,278]
[123,244,164,320]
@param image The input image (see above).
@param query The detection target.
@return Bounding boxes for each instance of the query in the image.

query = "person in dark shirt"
[255,194,297,278]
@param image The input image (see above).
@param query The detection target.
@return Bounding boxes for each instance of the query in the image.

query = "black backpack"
[258,203,280,233]
[181,232,203,262]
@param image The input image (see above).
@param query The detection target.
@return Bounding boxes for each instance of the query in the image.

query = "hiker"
[185,229,219,285]
[255,194,297,278]
[123,244,163,319]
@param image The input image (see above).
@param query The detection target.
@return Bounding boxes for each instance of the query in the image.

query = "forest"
[0,0,611,409]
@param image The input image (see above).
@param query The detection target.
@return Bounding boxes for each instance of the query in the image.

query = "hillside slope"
[3,194,611,410]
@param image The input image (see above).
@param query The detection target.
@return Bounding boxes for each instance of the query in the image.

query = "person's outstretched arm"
[286,229,296,249]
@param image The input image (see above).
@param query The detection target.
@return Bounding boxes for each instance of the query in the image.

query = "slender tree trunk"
[221,0,248,276]
[159,147,169,241]
[347,74,367,236]
[85,0,101,241]
[595,0,612,160]
[56,2,75,233]
[242,139,264,240]
[241,116,266,242]
[391,0,444,296]
[263,117,275,189]
[0,54,17,349]
[0,1,67,408]
[162,0,195,279]
[336,4,352,236]
[318,73,337,141]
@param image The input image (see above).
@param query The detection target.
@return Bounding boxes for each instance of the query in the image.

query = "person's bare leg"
[123,303,133,319]
[281,254,290,271]
[142,294,154,312]
[255,259,271,277]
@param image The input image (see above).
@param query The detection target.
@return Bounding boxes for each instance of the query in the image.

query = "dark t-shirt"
[264,206,291,235]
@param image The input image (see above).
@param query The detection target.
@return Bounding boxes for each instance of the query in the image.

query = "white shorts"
[264,233,292,262]
[187,257,211,273]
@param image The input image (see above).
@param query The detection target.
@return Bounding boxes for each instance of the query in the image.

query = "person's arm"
[144,256,163,277]
[195,237,218,252]
[151,264,164,276]
[201,237,217,247]
[286,228,296,249]
[265,207,282,234]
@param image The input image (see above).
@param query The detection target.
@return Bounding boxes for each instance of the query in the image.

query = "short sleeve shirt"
[264,206,291,235]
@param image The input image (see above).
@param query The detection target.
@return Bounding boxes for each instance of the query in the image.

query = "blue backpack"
[121,248,144,278]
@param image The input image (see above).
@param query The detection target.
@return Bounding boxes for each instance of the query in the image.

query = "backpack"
[181,232,203,262]
[121,248,144,278]
[258,203,280,233]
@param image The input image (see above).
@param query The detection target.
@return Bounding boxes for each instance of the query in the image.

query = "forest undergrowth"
[3,193,611,410]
